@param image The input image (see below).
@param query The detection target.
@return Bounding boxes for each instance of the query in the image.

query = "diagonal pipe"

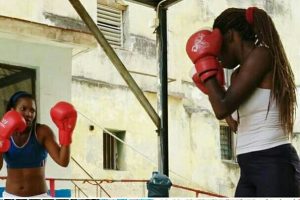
[71,157,111,197]
[69,0,160,128]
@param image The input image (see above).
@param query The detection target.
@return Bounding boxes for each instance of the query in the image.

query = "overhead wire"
[77,110,195,185]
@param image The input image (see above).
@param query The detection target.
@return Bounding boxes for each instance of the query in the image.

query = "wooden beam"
[0,71,32,89]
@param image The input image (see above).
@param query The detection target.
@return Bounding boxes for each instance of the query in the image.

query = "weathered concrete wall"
[0,0,299,197]
[0,0,96,23]
[71,78,158,196]
[71,0,300,197]
[168,0,300,196]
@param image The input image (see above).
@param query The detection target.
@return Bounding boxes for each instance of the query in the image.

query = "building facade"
[0,0,299,197]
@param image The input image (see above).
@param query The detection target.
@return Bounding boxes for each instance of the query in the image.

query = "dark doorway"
[0,63,36,116]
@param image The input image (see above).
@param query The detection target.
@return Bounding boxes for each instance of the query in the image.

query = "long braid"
[213,8,296,136]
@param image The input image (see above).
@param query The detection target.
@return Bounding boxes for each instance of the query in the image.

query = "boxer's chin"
[26,121,33,128]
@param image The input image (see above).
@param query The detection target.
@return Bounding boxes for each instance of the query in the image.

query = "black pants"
[235,144,300,197]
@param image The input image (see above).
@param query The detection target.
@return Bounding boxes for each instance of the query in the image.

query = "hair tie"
[6,91,32,111]
[245,7,256,25]
[11,91,31,104]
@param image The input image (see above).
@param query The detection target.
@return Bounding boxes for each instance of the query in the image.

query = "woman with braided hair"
[186,7,300,197]
[211,7,300,197]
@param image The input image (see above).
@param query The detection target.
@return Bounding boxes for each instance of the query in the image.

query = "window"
[97,1,126,48]
[103,129,125,170]
[0,63,35,116]
[220,122,236,161]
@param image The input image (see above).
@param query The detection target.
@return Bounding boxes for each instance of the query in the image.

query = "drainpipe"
[156,1,169,176]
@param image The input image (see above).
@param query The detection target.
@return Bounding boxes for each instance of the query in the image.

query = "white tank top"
[234,88,290,155]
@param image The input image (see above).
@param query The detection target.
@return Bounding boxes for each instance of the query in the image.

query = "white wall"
[0,0,96,24]
[0,37,73,189]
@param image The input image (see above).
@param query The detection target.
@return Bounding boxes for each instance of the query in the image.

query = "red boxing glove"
[186,28,224,83]
[0,110,26,152]
[50,101,77,146]
[190,65,225,94]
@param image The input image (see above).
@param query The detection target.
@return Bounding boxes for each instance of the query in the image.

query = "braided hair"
[213,8,296,136]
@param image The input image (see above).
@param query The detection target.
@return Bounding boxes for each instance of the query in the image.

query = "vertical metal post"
[156,7,169,176]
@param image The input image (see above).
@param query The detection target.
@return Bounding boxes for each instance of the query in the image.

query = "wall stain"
[130,34,156,59]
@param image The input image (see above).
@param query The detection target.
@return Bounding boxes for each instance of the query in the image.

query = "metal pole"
[157,7,169,176]
[69,0,160,128]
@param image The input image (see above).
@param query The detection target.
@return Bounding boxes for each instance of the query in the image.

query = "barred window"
[220,125,232,160]
[220,123,235,161]
[103,130,125,170]
[97,1,125,48]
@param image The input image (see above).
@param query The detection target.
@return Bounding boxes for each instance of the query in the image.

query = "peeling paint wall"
[71,0,300,197]
[71,79,158,196]
[0,0,44,22]
[168,0,300,196]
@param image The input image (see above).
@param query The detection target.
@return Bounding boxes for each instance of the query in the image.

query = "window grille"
[103,130,125,170]
[220,124,234,160]
[97,3,123,48]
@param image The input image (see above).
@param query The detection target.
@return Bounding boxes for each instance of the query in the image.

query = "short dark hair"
[6,91,34,112]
